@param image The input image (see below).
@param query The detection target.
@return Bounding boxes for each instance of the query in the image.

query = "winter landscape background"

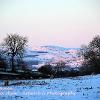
[0,0,100,100]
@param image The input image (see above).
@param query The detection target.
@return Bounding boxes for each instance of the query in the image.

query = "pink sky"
[0,0,100,48]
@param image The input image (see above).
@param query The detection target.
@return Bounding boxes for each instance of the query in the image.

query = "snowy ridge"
[24,46,82,68]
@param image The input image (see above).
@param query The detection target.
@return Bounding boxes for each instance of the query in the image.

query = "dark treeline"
[0,34,100,79]
[38,62,79,78]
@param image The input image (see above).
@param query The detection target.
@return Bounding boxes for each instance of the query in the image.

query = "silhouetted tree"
[2,34,27,72]
[80,35,100,74]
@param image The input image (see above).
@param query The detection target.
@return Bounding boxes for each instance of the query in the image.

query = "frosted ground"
[0,74,100,100]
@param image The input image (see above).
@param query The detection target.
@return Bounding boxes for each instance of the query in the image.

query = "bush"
[38,64,53,76]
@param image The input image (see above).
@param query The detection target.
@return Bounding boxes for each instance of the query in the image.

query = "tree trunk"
[11,55,15,72]
[4,80,9,86]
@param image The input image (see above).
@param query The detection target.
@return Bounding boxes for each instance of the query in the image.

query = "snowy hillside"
[0,74,100,100]
[24,46,82,68]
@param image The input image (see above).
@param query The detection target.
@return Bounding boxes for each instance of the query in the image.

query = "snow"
[0,74,100,100]
[24,46,82,68]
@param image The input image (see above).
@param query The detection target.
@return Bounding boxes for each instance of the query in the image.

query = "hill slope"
[24,46,82,69]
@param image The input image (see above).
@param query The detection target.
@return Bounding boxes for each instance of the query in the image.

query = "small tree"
[2,34,27,72]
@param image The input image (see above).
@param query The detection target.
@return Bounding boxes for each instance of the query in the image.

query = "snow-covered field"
[0,74,100,100]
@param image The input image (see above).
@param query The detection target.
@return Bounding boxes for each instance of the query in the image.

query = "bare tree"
[80,35,100,73]
[3,34,27,72]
